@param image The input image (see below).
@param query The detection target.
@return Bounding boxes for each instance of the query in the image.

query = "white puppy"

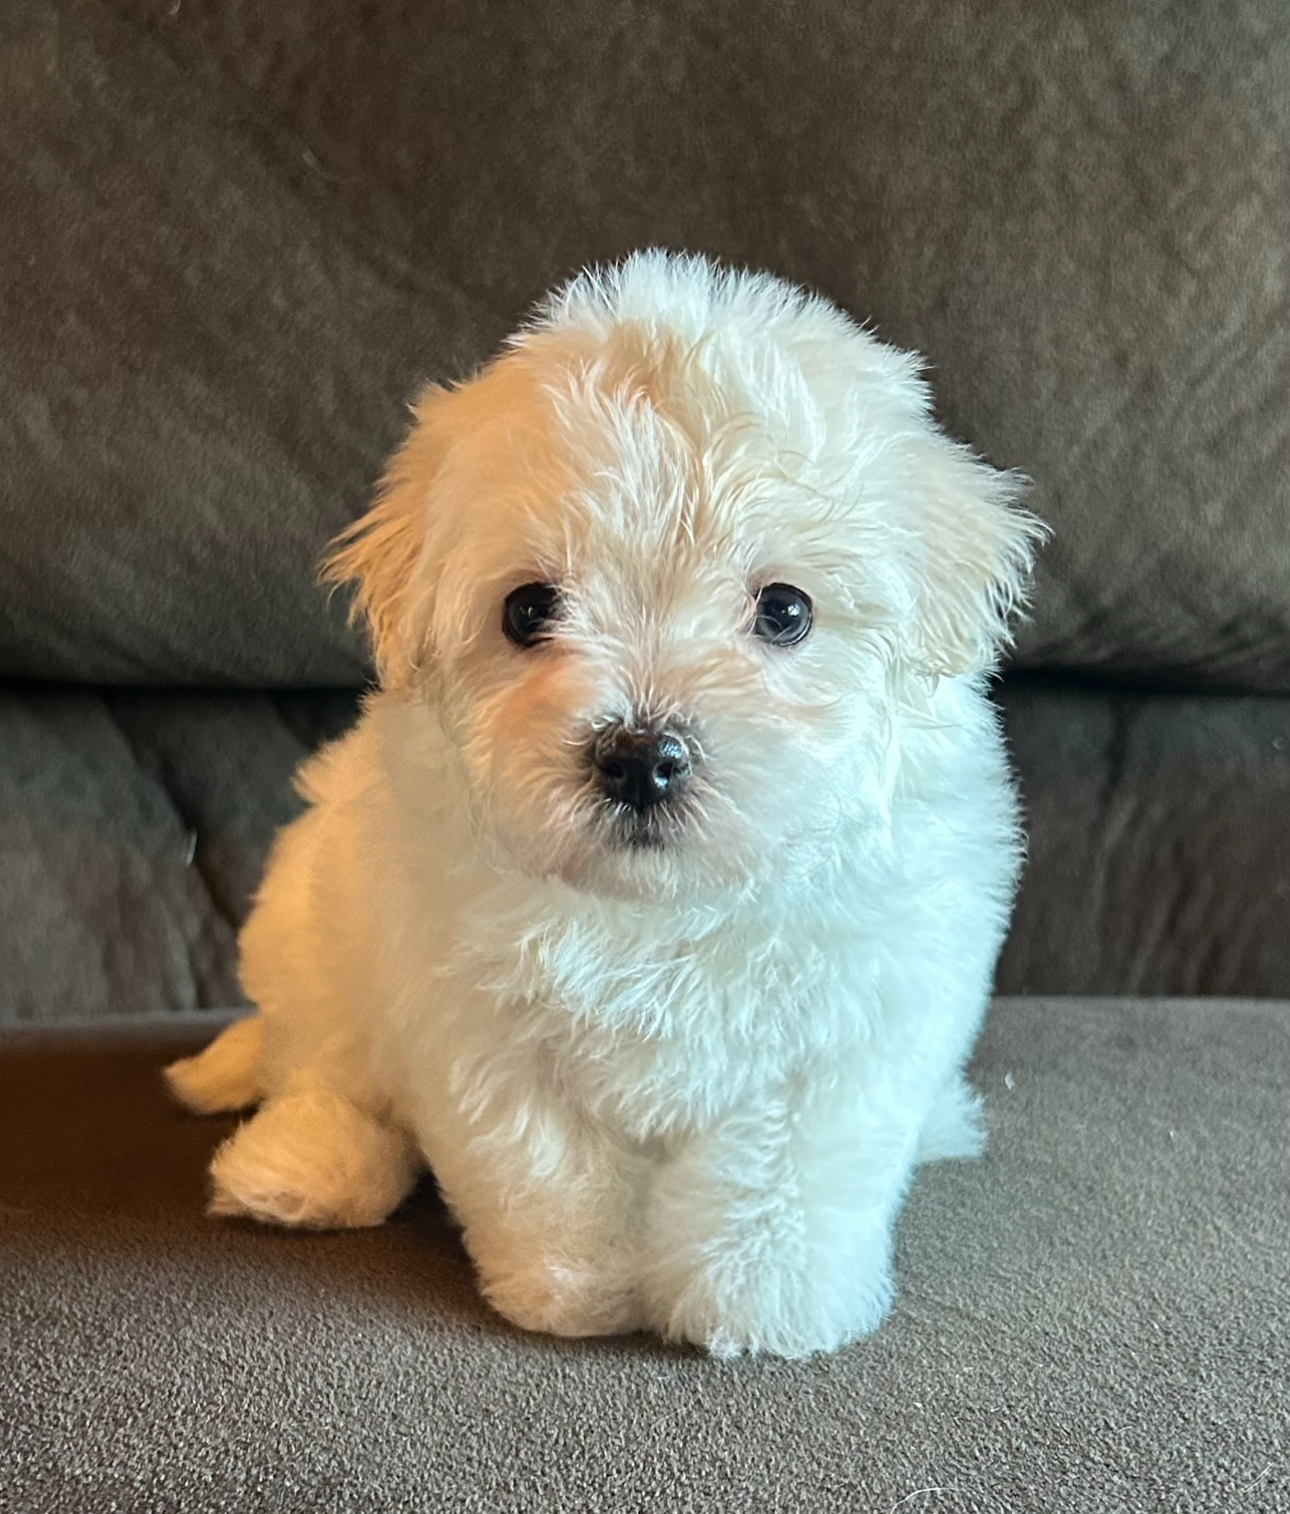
[167,251,1042,1358]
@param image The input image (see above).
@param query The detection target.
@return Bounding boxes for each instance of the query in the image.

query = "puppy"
[167,251,1042,1358]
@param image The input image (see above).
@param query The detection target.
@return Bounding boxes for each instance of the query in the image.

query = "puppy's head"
[326,253,1042,899]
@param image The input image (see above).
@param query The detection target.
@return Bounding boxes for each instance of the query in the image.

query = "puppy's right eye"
[503,583,561,647]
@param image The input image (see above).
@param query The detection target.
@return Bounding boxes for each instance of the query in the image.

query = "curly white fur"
[167,252,1043,1358]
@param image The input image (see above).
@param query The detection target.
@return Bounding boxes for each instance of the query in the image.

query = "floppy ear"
[321,386,453,691]
[905,441,1046,678]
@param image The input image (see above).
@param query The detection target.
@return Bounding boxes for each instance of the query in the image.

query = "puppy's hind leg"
[209,1090,421,1230]
[165,1014,265,1115]
[915,1075,987,1164]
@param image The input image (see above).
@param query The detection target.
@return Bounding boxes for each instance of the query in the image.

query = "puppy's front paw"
[477,1252,645,1340]
[654,1247,893,1360]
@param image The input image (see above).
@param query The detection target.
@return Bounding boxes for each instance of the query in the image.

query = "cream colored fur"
[168,252,1043,1357]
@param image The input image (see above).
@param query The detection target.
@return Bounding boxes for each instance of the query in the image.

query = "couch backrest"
[2,0,1287,689]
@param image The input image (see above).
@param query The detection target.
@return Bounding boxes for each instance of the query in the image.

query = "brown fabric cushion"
[1,683,1285,1024]
[0,685,359,1020]
[0,0,503,685]
[997,677,1290,997]
[3,1000,1288,1511]
[2,0,1288,688]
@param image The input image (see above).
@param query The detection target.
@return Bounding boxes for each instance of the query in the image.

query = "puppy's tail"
[165,1014,264,1115]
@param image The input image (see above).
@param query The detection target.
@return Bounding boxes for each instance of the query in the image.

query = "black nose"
[591,725,692,813]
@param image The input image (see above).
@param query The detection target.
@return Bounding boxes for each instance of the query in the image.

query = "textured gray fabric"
[0,0,502,686]
[2,0,1288,689]
[2,998,1287,1512]
[997,677,1290,999]
[0,686,359,1019]
[1,682,1286,1022]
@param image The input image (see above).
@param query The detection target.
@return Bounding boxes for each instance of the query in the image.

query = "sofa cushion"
[997,677,1290,998]
[3,999,1287,1510]
[1,683,1286,1022]
[2,0,1288,688]
[0,685,359,1020]
[0,0,503,686]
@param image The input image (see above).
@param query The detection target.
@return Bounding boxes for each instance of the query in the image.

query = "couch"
[2,2,1287,1508]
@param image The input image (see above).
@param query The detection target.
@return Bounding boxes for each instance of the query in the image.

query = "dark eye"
[751,583,813,647]
[503,582,561,647]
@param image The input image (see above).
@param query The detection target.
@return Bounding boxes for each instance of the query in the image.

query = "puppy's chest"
[465,909,875,1140]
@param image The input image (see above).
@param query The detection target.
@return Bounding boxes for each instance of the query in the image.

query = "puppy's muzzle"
[589,723,692,815]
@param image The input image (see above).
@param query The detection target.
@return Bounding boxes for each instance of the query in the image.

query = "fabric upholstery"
[3,999,1287,1511]
[0,682,1285,1022]
[2,0,1287,689]
[996,676,1290,999]
[0,686,358,1019]
[3,8,1286,1499]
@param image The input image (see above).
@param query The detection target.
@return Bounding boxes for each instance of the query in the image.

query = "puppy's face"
[329,258,1040,900]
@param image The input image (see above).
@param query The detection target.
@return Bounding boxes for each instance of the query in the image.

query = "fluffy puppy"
[167,251,1042,1358]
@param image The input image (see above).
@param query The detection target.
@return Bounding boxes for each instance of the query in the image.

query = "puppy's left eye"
[503,582,562,647]
[751,583,813,647]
